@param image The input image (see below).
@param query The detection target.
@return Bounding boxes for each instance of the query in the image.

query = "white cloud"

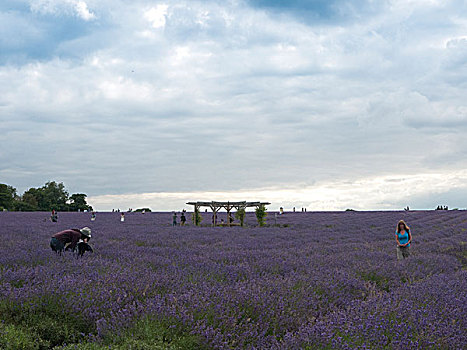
[87,170,467,211]
[30,0,96,21]
[74,0,95,20]
[144,4,168,29]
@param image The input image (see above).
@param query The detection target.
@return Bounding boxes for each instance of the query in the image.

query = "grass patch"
[97,316,208,350]
[0,296,95,349]
[359,271,391,292]
[0,297,208,350]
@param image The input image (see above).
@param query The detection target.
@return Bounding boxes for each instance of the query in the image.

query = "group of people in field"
[49,213,413,260]
[436,205,449,210]
[172,210,187,226]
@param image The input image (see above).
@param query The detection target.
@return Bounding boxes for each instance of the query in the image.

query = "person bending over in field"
[50,227,92,255]
[395,220,412,260]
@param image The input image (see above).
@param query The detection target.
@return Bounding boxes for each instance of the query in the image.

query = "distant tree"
[235,208,246,227]
[68,193,93,212]
[13,200,38,212]
[134,208,152,212]
[2,181,92,212]
[255,205,267,227]
[40,181,69,211]
[0,184,17,210]
[20,188,41,211]
[19,182,69,211]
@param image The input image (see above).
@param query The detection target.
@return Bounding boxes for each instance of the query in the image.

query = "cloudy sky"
[1,0,467,211]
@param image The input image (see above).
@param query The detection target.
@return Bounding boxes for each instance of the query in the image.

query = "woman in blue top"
[395,220,412,260]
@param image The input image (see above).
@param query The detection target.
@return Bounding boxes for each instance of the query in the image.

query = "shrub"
[0,296,95,349]
[192,209,203,226]
[235,208,246,226]
[255,205,267,227]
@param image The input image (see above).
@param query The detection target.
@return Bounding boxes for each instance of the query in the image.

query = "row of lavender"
[0,211,466,349]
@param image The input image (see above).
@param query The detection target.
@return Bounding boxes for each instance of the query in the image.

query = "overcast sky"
[1,0,467,211]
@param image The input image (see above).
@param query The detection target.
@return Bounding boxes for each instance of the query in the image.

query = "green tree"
[0,184,17,210]
[20,188,41,211]
[68,193,93,212]
[17,181,69,211]
[40,181,69,211]
[255,204,267,227]
[235,208,246,227]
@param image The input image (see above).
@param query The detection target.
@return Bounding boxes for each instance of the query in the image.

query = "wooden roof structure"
[186,201,271,226]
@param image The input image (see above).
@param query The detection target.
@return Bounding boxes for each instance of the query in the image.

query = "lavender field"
[0,210,466,349]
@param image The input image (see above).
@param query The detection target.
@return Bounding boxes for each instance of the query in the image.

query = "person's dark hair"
[397,220,410,233]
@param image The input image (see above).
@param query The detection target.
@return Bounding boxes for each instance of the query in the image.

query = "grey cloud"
[1,0,467,208]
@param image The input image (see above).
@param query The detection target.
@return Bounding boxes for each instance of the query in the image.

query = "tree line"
[0,181,92,212]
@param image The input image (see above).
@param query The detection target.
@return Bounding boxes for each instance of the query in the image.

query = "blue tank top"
[396,231,410,246]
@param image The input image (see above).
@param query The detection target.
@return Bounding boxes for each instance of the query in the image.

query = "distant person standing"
[51,210,58,222]
[120,212,125,222]
[395,220,412,260]
[180,211,186,226]
[172,212,177,226]
[91,211,96,221]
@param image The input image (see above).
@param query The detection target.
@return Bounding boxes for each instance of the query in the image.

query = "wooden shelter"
[186,201,271,226]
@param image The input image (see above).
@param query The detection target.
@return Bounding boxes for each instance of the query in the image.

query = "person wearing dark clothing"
[50,227,91,255]
[180,211,186,226]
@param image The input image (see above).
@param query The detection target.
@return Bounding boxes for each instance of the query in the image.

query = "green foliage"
[235,208,246,226]
[135,208,152,212]
[68,193,93,212]
[18,190,39,211]
[54,316,207,350]
[0,323,49,350]
[108,316,207,350]
[12,200,39,212]
[192,209,203,226]
[40,181,69,211]
[0,298,207,350]
[255,205,267,227]
[0,296,95,349]
[0,184,17,211]
[17,182,68,211]
[1,181,91,212]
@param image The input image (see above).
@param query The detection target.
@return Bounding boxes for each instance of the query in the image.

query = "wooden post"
[193,204,199,226]
[226,201,231,227]
[210,203,218,227]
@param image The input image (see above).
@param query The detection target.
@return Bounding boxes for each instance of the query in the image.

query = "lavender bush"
[0,210,465,349]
